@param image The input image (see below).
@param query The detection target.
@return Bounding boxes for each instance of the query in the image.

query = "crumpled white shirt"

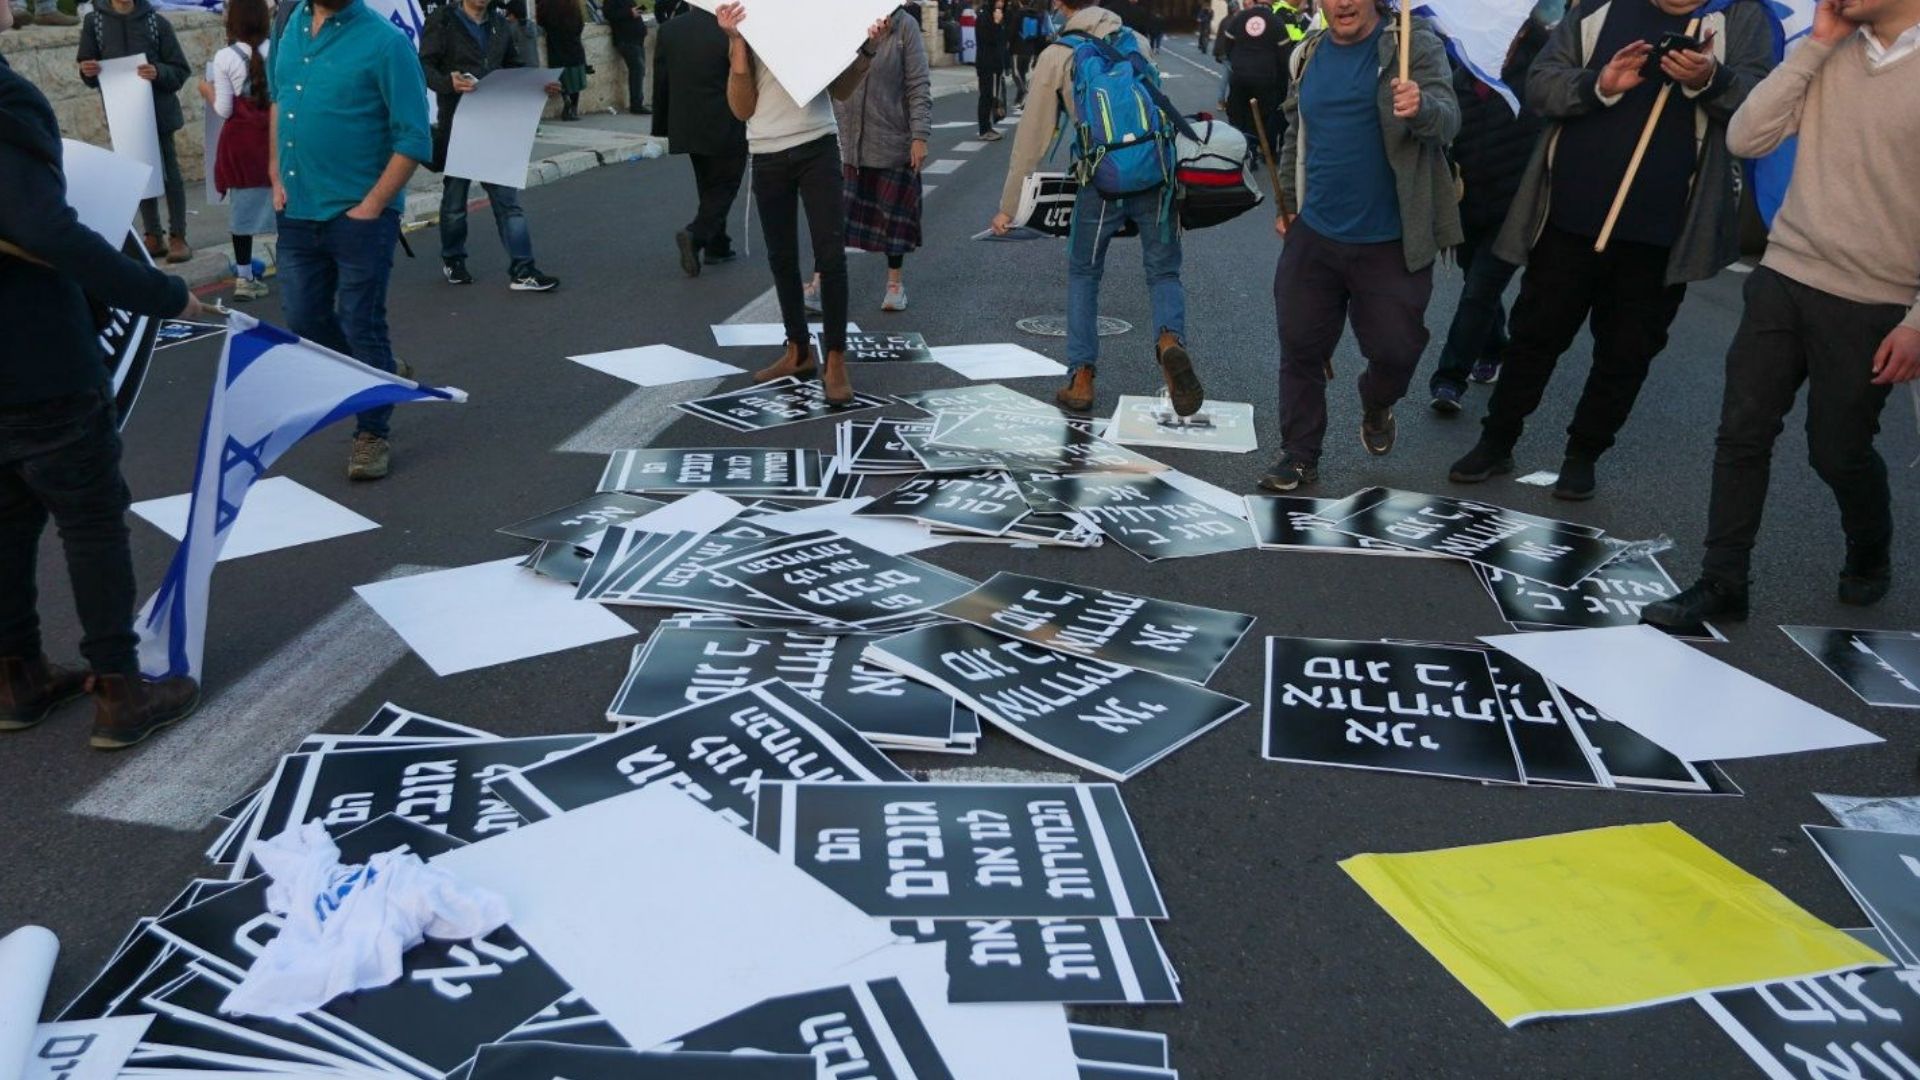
[221,820,510,1020]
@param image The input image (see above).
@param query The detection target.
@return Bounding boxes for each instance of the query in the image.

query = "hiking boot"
[0,656,88,732]
[88,673,200,750]
[752,340,817,384]
[510,266,560,292]
[882,283,908,312]
[1258,454,1319,493]
[1155,332,1204,417]
[166,235,192,264]
[230,276,269,301]
[1840,541,1892,607]
[1448,441,1513,483]
[822,350,854,406]
[1360,406,1396,455]
[1553,457,1596,501]
[676,230,701,277]
[1469,358,1501,384]
[143,232,165,259]
[1055,368,1095,412]
[1643,578,1749,628]
[443,258,473,285]
[348,432,391,481]
[1430,384,1463,415]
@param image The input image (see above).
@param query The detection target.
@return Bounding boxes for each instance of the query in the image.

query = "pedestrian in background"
[503,0,538,62]
[974,0,1006,139]
[539,0,589,121]
[199,0,276,301]
[654,2,745,275]
[1196,0,1213,50]
[833,1,931,312]
[605,0,650,113]
[1215,0,1304,155]
[1011,0,1046,103]
[77,0,192,264]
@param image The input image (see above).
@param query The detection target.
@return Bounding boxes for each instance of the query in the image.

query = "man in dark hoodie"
[0,56,207,749]
[653,3,745,276]
[77,0,194,264]
[604,0,650,114]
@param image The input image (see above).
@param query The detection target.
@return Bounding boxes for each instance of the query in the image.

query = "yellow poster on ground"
[1340,821,1887,1026]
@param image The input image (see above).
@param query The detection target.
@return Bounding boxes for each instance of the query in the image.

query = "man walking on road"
[419,0,562,292]
[1646,0,1920,627]
[0,56,204,749]
[1259,0,1461,493]
[270,0,433,481]
[1214,0,1303,155]
[654,3,745,276]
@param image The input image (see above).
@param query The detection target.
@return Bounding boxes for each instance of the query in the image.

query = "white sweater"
[206,40,268,120]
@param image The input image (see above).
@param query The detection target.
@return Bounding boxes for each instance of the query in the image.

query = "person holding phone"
[76,0,193,264]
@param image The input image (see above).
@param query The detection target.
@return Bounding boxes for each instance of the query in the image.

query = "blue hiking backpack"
[1056,28,1193,200]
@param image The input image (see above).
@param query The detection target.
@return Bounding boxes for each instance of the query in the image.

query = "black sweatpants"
[1699,267,1903,587]
[978,66,1001,133]
[688,149,745,256]
[752,134,848,354]
[1227,77,1283,157]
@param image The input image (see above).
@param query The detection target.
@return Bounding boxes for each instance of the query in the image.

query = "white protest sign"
[685,0,900,107]
[96,55,165,199]
[444,67,560,188]
[59,139,152,246]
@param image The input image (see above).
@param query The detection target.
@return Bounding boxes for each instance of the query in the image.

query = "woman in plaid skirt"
[829,3,931,312]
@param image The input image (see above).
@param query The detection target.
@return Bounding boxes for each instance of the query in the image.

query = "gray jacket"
[1492,0,1775,284]
[1280,16,1463,273]
[834,6,932,170]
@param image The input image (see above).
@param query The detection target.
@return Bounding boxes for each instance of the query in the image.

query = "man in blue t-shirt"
[1260,0,1461,493]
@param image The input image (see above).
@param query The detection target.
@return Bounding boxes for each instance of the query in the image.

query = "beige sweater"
[1727,35,1920,332]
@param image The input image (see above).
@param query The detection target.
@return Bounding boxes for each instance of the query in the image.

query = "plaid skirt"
[842,164,922,255]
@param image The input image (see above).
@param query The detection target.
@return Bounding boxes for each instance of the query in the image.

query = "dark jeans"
[688,150,745,255]
[139,129,188,238]
[0,389,139,675]
[615,40,647,109]
[977,66,1000,133]
[276,209,402,438]
[1013,51,1032,101]
[1479,225,1686,460]
[1701,268,1902,587]
[1430,220,1517,394]
[1226,77,1282,158]
[752,134,847,354]
[1274,219,1434,465]
[440,177,535,276]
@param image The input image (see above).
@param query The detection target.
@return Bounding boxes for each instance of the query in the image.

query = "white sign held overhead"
[60,139,152,246]
[95,56,166,199]
[443,67,561,188]
[684,0,900,106]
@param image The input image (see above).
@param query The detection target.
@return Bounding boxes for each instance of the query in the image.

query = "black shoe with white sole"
[1360,407,1396,455]
[510,267,560,292]
[1258,455,1319,492]
[443,259,473,285]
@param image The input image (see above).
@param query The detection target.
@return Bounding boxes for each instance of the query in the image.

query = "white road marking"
[953,140,987,153]
[1161,46,1224,79]
[922,159,965,175]
[68,565,437,831]
[921,185,938,197]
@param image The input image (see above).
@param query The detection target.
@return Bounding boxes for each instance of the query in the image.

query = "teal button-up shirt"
[271,0,432,222]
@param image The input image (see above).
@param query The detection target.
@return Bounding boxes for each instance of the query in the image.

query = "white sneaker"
[881,283,908,312]
[231,276,269,301]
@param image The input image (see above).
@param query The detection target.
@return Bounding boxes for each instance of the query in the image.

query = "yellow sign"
[1340,822,1886,1026]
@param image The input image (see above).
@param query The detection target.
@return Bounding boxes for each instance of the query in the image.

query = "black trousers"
[1479,225,1687,460]
[688,149,745,256]
[1226,77,1283,157]
[977,66,1001,133]
[1700,267,1902,586]
[1012,51,1032,100]
[752,134,848,354]
[614,41,647,110]
[0,388,139,675]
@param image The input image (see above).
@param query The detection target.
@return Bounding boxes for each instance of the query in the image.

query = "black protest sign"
[1477,557,1720,641]
[145,967,392,1074]
[933,412,1162,476]
[754,782,1166,919]
[934,571,1253,685]
[523,541,594,584]
[102,236,163,427]
[891,918,1179,1004]
[498,493,667,545]
[1783,626,1920,709]
[1014,172,1079,236]
[1261,637,1522,783]
[898,426,1009,474]
[1804,826,1920,966]
[1551,686,1711,792]
[856,472,1031,536]
[1325,491,1622,589]
[865,622,1246,781]
[576,523,800,617]
[597,447,822,495]
[1701,959,1920,1080]
[676,376,888,431]
[1027,474,1257,561]
[155,319,227,350]
[852,418,936,473]
[1482,652,1602,787]
[492,680,908,830]
[1070,1025,1170,1069]
[699,532,979,629]
[895,384,1059,418]
[470,1043,816,1080]
[1245,495,1436,557]
[666,977,955,1080]
[842,331,935,363]
[608,626,959,746]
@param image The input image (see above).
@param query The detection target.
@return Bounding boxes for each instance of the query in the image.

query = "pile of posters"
[1314,487,1625,590]
[676,377,890,432]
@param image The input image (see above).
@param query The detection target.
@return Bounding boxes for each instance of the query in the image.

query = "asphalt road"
[8,37,1919,1079]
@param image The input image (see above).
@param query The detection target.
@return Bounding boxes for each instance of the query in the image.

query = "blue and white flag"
[137,313,466,679]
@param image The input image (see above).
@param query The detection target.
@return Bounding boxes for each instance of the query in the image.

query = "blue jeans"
[1431,221,1518,394]
[439,177,535,277]
[1067,186,1186,373]
[276,209,401,438]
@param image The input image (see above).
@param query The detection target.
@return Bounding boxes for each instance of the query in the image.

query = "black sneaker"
[510,267,561,292]
[1258,455,1318,492]
[442,259,473,285]
[1553,457,1596,501]
[1839,541,1892,607]
[1430,384,1463,415]
[676,230,701,278]
[704,248,740,265]
[1448,441,1513,483]
[1469,358,1501,384]
[1643,579,1749,628]
[1360,406,1396,456]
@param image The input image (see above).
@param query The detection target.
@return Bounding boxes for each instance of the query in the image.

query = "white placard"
[1483,625,1884,762]
[568,344,745,387]
[684,0,899,107]
[0,927,56,1079]
[355,557,638,676]
[22,1016,151,1080]
[929,343,1067,381]
[59,139,152,246]
[625,489,748,536]
[132,476,378,561]
[1159,469,1251,518]
[442,66,560,189]
[711,322,862,347]
[97,55,166,200]
[203,55,226,206]
[757,497,945,555]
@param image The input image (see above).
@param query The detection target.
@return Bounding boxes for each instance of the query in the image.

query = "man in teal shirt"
[270,0,432,481]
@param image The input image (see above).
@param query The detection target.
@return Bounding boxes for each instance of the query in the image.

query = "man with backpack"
[989,0,1204,420]
[76,0,193,264]
[1214,0,1303,156]
[1011,1,1048,105]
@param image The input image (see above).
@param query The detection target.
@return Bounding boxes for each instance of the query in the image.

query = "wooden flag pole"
[1594,16,1702,253]
[1398,2,1412,83]
[1248,99,1289,219]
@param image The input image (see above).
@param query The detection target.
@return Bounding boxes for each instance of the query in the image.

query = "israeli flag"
[137,313,467,679]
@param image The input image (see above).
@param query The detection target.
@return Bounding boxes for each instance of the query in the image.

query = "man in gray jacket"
[1259,0,1461,493]
[1447,0,1774,500]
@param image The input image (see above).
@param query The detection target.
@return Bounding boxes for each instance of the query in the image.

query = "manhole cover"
[1015,315,1131,338]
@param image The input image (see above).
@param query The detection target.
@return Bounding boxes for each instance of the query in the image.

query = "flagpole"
[1398,1,1411,83]
[1595,16,1702,254]
[1249,99,1287,220]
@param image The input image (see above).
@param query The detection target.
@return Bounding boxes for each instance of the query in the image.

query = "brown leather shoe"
[166,235,192,264]
[821,349,854,406]
[1055,368,1095,412]
[1155,331,1204,417]
[752,339,817,384]
[88,673,201,750]
[143,232,166,259]
[0,655,89,732]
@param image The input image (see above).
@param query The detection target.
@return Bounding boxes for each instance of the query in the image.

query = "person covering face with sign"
[1645,0,1920,630]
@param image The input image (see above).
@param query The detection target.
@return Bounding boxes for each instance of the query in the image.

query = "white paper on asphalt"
[625,489,748,536]
[684,0,900,106]
[432,784,897,1052]
[711,321,860,347]
[440,66,559,188]
[0,926,57,1080]
[755,496,946,555]
[132,477,378,562]
[930,343,1068,381]
[1482,625,1883,762]
[568,344,745,387]
[1108,396,1259,454]
[96,56,166,199]
[355,557,637,676]
[21,1015,151,1080]
[59,139,152,246]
